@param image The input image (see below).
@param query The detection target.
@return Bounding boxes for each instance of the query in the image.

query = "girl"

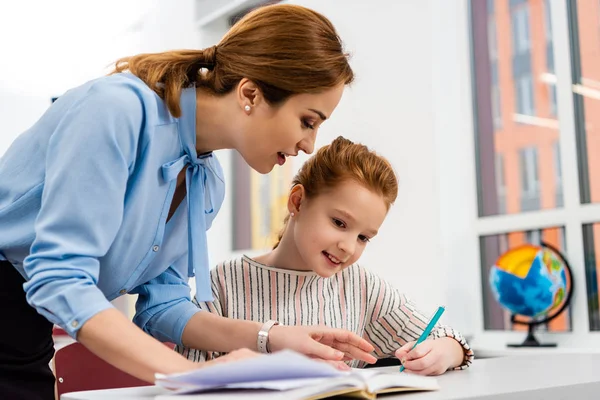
[0,5,376,400]
[177,136,474,375]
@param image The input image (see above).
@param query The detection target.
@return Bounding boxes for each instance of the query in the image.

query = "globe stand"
[504,242,573,349]
[507,320,557,347]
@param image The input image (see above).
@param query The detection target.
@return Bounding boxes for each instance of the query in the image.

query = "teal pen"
[399,305,446,372]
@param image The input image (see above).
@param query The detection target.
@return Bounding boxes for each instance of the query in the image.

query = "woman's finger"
[302,339,346,361]
[331,341,377,364]
[312,329,375,352]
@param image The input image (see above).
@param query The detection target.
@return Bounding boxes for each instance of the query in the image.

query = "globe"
[489,242,573,347]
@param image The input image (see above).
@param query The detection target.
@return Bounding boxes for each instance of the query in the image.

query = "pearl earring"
[290,212,295,217]
[244,105,251,112]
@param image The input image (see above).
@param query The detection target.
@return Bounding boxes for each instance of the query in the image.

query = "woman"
[0,4,375,399]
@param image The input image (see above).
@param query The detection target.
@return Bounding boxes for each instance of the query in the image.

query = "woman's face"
[236,82,345,174]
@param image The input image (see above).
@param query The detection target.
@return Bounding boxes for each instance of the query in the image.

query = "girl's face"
[236,82,345,174]
[289,180,388,278]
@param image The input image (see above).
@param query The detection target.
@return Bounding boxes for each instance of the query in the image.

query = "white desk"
[472,345,600,359]
[398,353,600,399]
[62,354,600,400]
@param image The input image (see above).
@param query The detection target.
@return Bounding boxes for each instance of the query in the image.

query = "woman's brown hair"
[274,136,398,248]
[111,4,353,117]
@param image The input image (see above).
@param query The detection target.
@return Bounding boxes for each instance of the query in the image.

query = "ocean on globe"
[489,244,567,318]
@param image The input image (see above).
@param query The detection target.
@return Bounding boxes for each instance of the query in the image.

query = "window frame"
[436,0,600,349]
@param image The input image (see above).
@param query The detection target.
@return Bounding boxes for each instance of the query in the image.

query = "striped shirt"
[176,255,474,369]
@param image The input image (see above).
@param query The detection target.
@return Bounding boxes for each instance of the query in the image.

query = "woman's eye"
[332,218,345,228]
[302,119,315,129]
[358,235,371,243]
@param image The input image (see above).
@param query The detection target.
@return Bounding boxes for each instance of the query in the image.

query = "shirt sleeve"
[131,256,202,345]
[174,266,226,362]
[22,81,143,338]
[362,271,474,370]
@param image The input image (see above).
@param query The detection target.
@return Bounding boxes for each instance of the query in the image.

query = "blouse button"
[152,245,160,252]
[71,320,79,328]
[119,289,127,295]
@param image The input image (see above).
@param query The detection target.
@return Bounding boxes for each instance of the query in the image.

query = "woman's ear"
[236,78,263,111]
[287,185,304,215]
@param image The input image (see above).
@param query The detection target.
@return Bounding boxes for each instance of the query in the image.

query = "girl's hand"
[395,337,464,376]
[268,325,377,366]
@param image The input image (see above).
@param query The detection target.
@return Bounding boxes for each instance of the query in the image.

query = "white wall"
[429,0,478,334]
[0,91,50,156]
[0,0,151,156]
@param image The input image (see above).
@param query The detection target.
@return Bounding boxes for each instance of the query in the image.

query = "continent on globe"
[489,244,567,318]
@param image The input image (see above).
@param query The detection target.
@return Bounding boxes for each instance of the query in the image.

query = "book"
[154,350,439,399]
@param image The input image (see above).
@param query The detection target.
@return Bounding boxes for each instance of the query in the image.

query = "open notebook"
[155,350,438,399]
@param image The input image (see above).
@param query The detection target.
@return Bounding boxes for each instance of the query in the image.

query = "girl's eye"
[332,218,346,228]
[358,235,371,243]
[302,119,315,129]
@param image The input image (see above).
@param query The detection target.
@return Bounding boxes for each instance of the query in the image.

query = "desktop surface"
[397,353,600,399]
[62,353,600,400]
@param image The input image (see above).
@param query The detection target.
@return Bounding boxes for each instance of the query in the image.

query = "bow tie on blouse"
[161,152,218,302]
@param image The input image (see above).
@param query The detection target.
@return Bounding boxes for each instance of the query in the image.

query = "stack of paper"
[155,350,439,399]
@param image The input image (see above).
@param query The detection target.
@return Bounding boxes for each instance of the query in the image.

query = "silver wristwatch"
[257,320,280,354]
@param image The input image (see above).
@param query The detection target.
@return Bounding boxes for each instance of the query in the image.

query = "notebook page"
[158,376,364,399]
[350,368,439,393]
[155,350,344,391]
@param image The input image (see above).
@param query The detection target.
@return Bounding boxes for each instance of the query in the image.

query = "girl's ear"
[287,184,305,215]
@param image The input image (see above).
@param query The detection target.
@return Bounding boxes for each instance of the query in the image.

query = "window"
[510,3,534,117]
[571,0,600,336]
[583,223,600,330]
[544,0,557,116]
[544,0,553,44]
[515,74,535,116]
[491,85,502,128]
[468,0,600,344]
[496,154,506,214]
[549,84,558,116]
[554,142,563,207]
[511,5,531,55]
[518,147,540,211]
[571,0,600,204]
[472,0,561,220]
[488,3,502,129]
[488,19,498,61]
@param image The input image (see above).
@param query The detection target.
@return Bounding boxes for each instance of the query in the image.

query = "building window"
[515,75,535,116]
[519,147,540,211]
[496,154,506,213]
[491,85,502,129]
[554,142,563,207]
[511,5,531,55]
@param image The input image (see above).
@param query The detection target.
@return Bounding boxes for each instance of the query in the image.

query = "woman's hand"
[211,348,351,372]
[207,348,260,365]
[268,325,377,366]
[394,337,465,376]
